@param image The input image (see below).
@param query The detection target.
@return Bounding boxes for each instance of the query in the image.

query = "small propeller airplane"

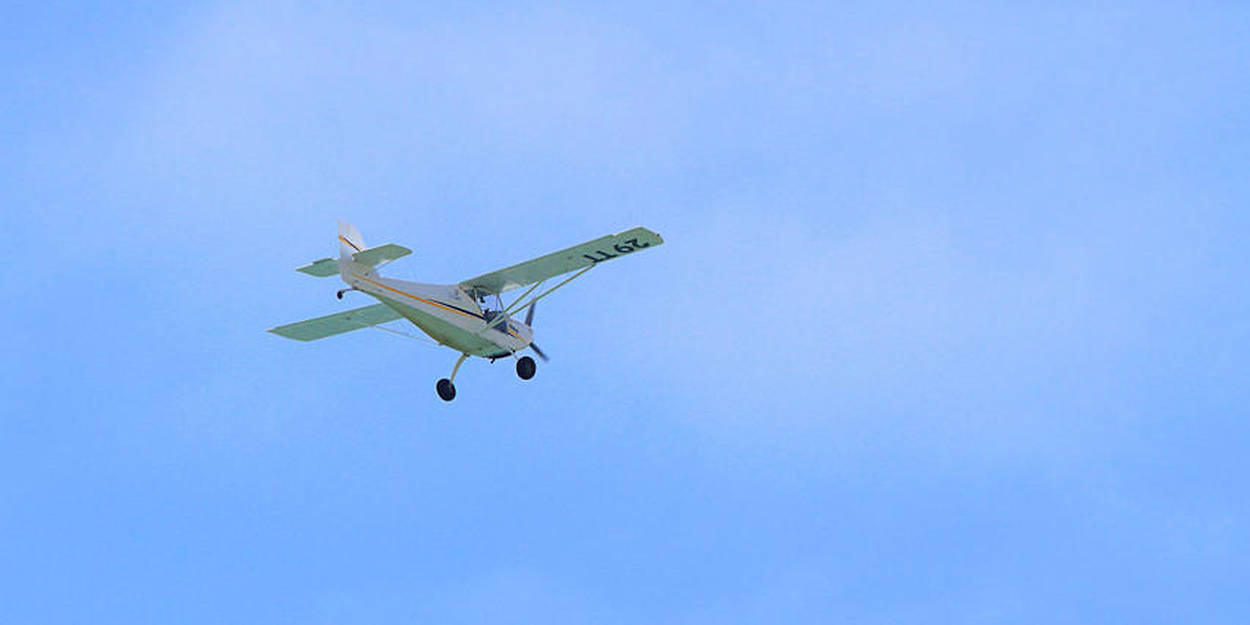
[269,221,664,401]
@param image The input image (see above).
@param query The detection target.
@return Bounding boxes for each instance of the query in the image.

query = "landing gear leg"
[336,287,357,300]
[516,355,536,380]
[437,353,470,402]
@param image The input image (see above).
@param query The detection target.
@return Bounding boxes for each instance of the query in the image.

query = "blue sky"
[2,2,1248,622]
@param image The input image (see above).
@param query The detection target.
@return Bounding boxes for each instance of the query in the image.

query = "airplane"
[269,221,664,401]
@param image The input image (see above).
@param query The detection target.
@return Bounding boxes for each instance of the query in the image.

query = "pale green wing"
[459,226,664,295]
[268,303,402,341]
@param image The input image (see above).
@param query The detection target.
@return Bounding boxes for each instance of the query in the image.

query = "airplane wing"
[459,226,664,295]
[268,303,403,341]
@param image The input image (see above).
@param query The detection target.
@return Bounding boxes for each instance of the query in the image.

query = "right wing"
[268,303,403,341]
[459,226,664,295]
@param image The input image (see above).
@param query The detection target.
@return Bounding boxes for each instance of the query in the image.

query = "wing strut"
[503,265,594,318]
[501,280,545,315]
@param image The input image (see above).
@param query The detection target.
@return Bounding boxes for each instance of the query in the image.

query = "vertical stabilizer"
[337,220,374,280]
[338,220,366,255]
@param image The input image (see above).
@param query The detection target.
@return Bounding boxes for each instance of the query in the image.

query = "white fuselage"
[344,271,533,358]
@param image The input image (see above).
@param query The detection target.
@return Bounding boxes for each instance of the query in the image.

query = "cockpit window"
[481,309,519,336]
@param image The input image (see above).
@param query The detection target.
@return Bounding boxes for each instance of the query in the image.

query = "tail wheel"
[436,378,456,401]
[516,356,536,380]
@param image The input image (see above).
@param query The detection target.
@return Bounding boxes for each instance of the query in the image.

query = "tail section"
[338,220,367,256]
[338,220,375,280]
[296,221,411,279]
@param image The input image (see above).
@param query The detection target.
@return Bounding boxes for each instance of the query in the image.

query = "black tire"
[516,356,536,380]
[436,378,456,401]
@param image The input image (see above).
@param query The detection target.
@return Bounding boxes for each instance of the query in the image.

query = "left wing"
[459,226,664,295]
[268,303,403,341]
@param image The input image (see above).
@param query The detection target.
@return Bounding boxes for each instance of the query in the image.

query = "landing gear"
[437,353,470,402]
[436,378,456,401]
[516,356,536,380]
[335,287,356,300]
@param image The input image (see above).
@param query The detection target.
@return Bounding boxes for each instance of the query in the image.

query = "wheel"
[516,356,536,380]
[436,378,456,401]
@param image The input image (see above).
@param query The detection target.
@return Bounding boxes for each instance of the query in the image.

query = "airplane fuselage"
[345,271,533,358]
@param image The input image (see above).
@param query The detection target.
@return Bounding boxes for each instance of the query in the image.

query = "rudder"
[338,220,366,256]
[338,220,374,280]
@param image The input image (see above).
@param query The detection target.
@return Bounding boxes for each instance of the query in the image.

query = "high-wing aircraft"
[269,221,664,401]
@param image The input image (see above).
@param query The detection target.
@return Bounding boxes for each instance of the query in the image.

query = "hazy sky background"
[3,2,1248,622]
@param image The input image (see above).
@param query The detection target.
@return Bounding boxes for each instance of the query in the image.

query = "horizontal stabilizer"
[268,303,402,341]
[297,258,339,277]
[295,243,410,277]
[353,243,411,267]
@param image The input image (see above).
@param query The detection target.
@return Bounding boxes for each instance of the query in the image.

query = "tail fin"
[338,220,367,256]
[338,220,374,280]
[297,221,411,278]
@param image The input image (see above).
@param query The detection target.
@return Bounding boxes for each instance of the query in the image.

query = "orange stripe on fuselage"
[353,274,482,323]
[353,273,523,341]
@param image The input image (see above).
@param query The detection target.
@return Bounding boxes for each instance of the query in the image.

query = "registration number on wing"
[581,238,651,263]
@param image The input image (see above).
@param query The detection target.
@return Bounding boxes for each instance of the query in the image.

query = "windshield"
[482,310,512,334]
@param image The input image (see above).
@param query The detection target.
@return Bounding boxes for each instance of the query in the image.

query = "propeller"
[524,303,549,362]
[529,342,549,362]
